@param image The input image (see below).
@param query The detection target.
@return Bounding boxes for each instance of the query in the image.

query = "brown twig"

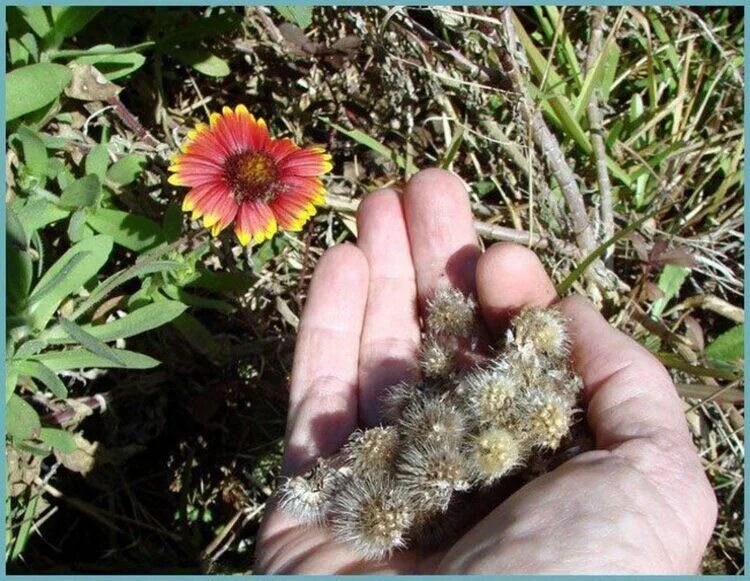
[324,193,578,256]
[106,95,160,148]
[496,8,598,261]
[584,7,615,265]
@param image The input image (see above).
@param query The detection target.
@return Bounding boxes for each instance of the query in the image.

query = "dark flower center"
[224,151,279,203]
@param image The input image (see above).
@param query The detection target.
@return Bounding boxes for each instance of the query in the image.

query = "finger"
[475,242,558,335]
[282,244,369,474]
[356,189,421,426]
[402,168,480,305]
[558,295,691,449]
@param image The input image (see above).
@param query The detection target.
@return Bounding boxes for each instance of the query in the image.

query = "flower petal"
[279,146,333,176]
[235,201,278,246]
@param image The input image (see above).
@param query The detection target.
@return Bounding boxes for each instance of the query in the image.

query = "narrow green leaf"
[15,360,68,398]
[6,63,71,121]
[17,125,48,177]
[70,260,181,320]
[705,325,744,362]
[7,207,29,249]
[7,394,41,439]
[59,174,101,208]
[31,348,159,371]
[14,339,47,359]
[27,234,113,330]
[105,153,147,185]
[573,38,620,120]
[86,207,165,252]
[49,301,187,343]
[60,318,124,365]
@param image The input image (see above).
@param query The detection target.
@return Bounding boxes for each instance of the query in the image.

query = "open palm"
[255,169,716,574]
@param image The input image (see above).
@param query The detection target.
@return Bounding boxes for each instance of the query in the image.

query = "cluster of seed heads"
[277,286,583,560]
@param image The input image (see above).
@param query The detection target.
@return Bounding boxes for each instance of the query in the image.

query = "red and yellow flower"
[168,105,332,245]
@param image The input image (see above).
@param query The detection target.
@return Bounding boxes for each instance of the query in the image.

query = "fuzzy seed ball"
[426,287,477,337]
[419,335,456,378]
[399,393,467,446]
[462,362,520,426]
[277,458,342,525]
[396,440,471,512]
[512,306,570,359]
[345,426,400,475]
[330,476,412,561]
[518,391,574,449]
[470,427,524,483]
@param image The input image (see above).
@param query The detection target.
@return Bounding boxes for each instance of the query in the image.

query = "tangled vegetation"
[5,5,743,573]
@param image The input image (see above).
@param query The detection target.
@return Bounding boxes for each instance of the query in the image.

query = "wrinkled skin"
[255,169,717,574]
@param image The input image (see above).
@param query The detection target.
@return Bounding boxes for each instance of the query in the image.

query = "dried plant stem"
[324,193,577,256]
[106,95,160,148]
[497,8,597,261]
[584,7,615,265]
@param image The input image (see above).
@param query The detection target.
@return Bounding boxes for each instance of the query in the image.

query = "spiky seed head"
[461,362,520,426]
[396,440,471,512]
[470,427,524,484]
[398,392,467,447]
[419,335,456,378]
[516,390,574,449]
[426,287,477,338]
[511,307,570,359]
[344,426,400,475]
[330,476,412,561]
[277,457,341,525]
[381,381,419,423]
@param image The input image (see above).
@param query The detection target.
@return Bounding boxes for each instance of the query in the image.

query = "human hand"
[254,168,717,574]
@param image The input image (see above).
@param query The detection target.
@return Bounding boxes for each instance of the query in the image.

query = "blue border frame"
[2,1,746,578]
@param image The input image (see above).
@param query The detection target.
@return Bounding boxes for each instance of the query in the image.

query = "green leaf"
[105,153,147,185]
[7,206,29,249]
[85,143,110,179]
[43,7,101,50]
[60,318,124,366]
[17,125,48,177]
[27,235,113,330]
[573,37,620,120]
[73,48,146,81]
[19,32,39,62]
[15,360,68,398]
[31,348,159,371]
[39,428,77,453]
[16,198,70,235]
[70,260,181,320]
[7,394,40,439]
[171,49,230,78]
[6,63,71,121]
[59,174,101,208]
[171,313,222,361]
[14,339,47,358]
[86,208,165,252]
[8,246,33,314]
[53,301,187,343]
[323,119,416,174]
[705,325,744,362]
[275,6,314,29]
[14,6,51,38]
[651,265,690,318]
[67,208,89,242]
